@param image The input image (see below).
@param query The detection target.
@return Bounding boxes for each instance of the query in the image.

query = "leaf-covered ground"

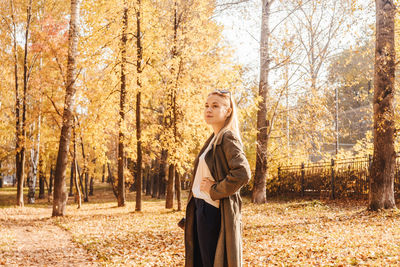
[1,185,400,266]
[0,207,98,266]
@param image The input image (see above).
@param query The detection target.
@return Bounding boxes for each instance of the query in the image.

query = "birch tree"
[52,0,80,216]
[27,114,41,204]
[9,0,24,206]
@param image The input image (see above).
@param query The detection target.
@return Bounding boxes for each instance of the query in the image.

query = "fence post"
[331,158,335,200]
[301,163,305,197]
[368,154,373,174]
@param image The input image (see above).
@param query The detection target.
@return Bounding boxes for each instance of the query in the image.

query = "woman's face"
[204,95,231,126]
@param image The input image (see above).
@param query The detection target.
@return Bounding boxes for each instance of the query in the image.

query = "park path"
[0,207,99,266]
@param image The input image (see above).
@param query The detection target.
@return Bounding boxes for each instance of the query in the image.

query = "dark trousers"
[193,198,221,267]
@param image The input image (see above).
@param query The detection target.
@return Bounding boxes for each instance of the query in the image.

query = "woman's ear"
[226,107,232,118]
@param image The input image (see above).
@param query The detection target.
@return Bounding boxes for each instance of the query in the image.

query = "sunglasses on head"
[213,90,231,95]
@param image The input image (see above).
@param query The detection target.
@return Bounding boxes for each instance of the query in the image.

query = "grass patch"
[0,186,52,208]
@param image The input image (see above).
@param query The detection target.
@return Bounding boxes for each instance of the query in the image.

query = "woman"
[184,90,251,267]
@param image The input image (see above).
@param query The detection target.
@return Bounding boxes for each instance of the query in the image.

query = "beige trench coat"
[184,129,251,267]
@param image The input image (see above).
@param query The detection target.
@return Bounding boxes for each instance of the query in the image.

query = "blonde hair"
[208,90,243,146]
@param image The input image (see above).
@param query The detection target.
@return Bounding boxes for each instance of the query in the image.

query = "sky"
[214,0,261,79]
[214,0,375,86]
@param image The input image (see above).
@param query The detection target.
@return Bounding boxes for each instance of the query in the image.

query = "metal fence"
[275,156,400,199]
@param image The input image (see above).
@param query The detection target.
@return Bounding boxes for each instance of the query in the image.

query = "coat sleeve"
[209,131,251,200]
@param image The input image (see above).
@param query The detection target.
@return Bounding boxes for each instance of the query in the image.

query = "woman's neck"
[212,122,225,135]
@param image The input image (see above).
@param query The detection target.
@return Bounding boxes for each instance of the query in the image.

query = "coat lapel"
[204,149,215,181]
[205,128,229,182]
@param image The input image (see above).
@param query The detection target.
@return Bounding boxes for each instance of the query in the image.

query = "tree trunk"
[38,177,44,198]
[369,0,396,210]
[117,0,128,207]
[135,0,143,212]
[142,170,146,194]
[0,161,3,188]
[149,165,154,196]
[141,166,146,194]
[166,164,175,209]
[20,0,33,207]
[11,0,23,207]
[38,159,45,199]
[28,116,41,204]
[108,163,119,198]
[52,0,81,216]
[84,172,89,202]
[145,165,151,196]
[182,172,188,190]
[73,128,81,208]
[89,176,94,196]
[127,158,136,192]
[76,163,85,200]
[14,0,33,207]
[165,1,180,209]
[78,130,89,202]
[175,169,181,211]
[69,162,74,196]
[252,0,273,204]
[107,164,111,183]
[102,164,105,183]
[90,159,96,196]
[158,149,167,199]
[45,175,51,203]
[49,166,53,195]
[73,159,82,208]
[152,159,159,198]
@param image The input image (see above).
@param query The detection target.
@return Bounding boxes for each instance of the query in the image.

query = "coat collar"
[199,127,229,152]
[200,127,230,147]
[214,127,230,145]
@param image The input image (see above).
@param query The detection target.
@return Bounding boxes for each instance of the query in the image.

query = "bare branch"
[45,93,62,117]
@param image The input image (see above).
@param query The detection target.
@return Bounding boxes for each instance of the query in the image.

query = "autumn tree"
[8,0,31,207]
[117,0,128,207]
[73,0,134,207]
[0,47,14,190]
[251,0,274,204]
[325,41,374,150]
[164,0,182,210]
[368,0,396,210]
[252,0,318,203]
[0,1,15,191]
[134,0,144,211]
[2,0,42,206]
[52,0,81,216]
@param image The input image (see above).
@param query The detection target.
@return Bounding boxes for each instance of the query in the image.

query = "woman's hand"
[200,177,216,194]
